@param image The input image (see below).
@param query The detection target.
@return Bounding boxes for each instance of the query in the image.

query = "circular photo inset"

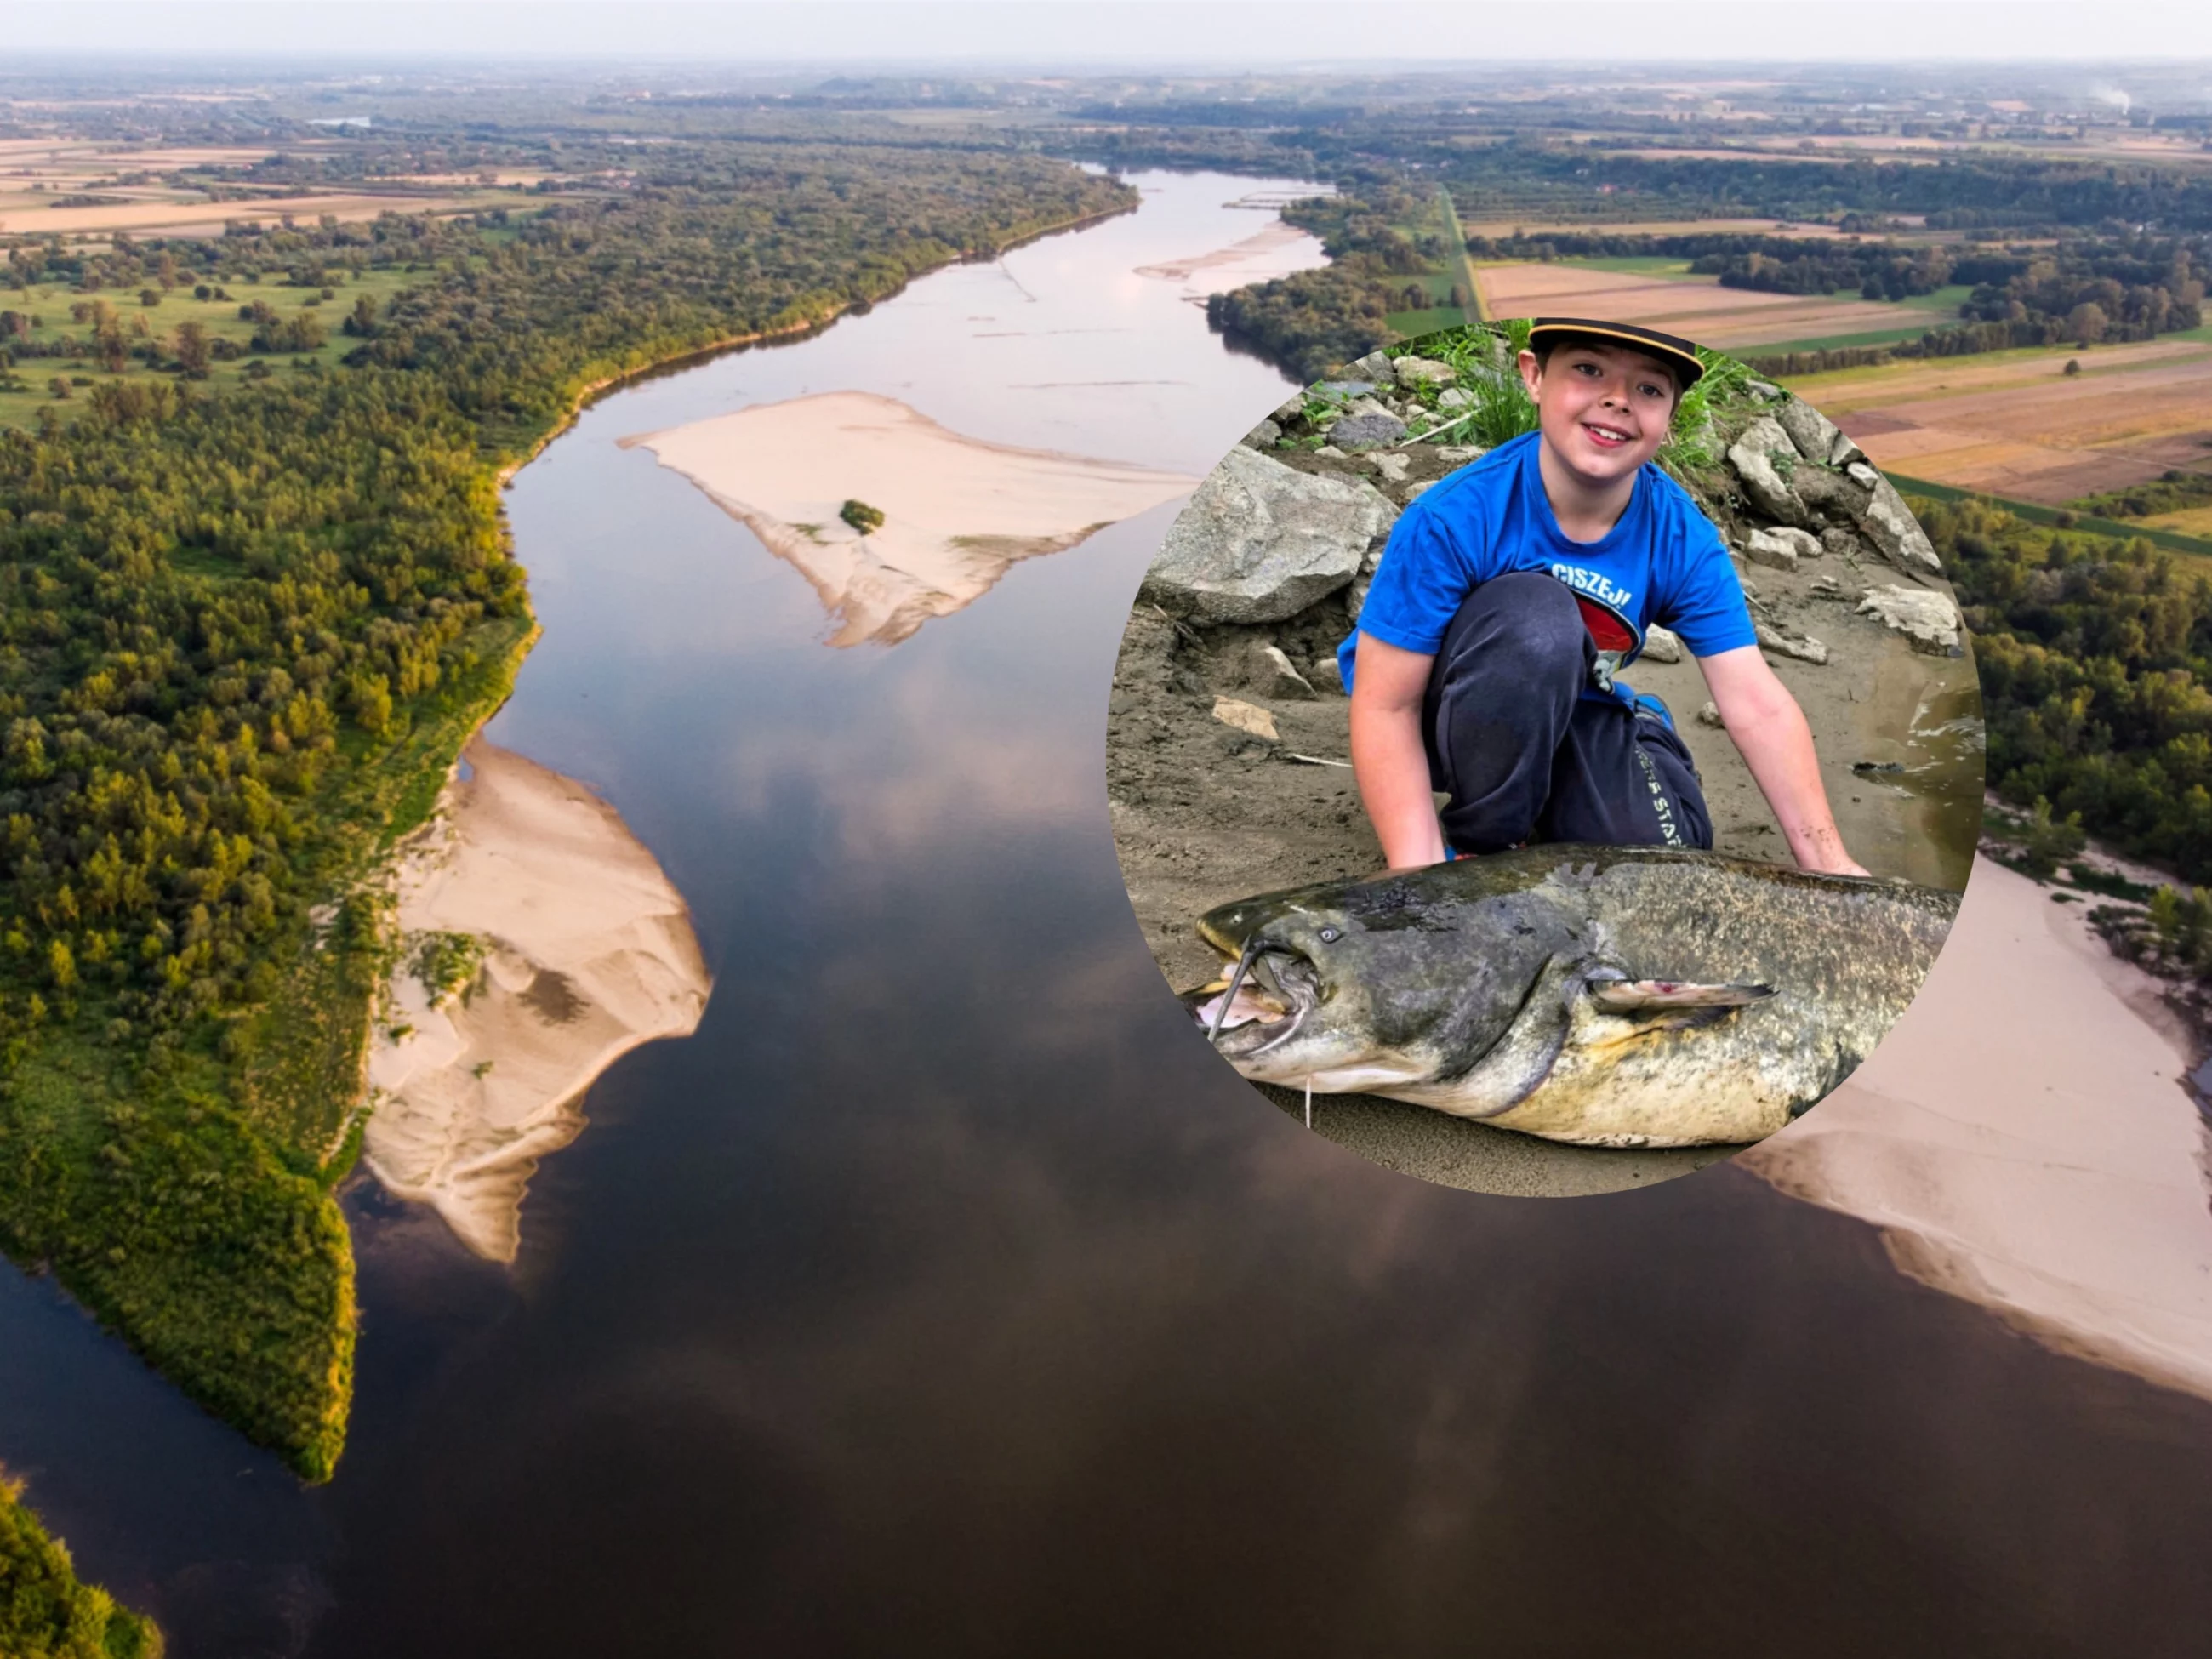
[1109,318,1982,1196]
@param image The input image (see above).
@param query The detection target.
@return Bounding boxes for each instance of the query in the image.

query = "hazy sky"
[9,1,2212,66]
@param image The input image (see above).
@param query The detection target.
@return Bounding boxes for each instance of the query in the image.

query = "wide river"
[7,171,2212,1656]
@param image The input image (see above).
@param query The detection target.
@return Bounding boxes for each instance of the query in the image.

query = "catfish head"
[1181,858,1777,1118]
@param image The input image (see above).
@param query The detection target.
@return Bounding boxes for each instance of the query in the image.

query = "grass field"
[0,264,423,430]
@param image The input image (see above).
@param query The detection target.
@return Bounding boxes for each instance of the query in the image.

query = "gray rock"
[1743,526,1820,570]
[1331,412,1409,449]
[1271,392,1307,425]
[1858,475,1942,573]
[1819,526,1861,560]
[1139,445,1399,626]
[1746,380,1782,402]
[1308,653,1346,696]
[1642,624,1685,664]
[1346,539,1388,624]
[1827,430,1866,467]
[1313,444,1346,459]
[1314,380,1376,402]
[1349,351,1396,383]
[1393,356,1457,390]
[1756,622,1830,666]
[1246,642,1316,700]
[1403,479,1438,504]
[1433,445,1485,465]
[1857,585,1963,655]
[1846,461,1880,490]
[1241,419,1281,449]
[1697,701,1726,728]
[1435,386,1473,410]
[1775,396,1845,465]
[1365,452,1411,484]
[1725,415,1812,528]
[1794,465,1870,522]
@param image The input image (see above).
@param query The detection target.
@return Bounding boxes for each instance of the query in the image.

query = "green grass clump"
[839,498,886,534]
[0,1472,162,1658]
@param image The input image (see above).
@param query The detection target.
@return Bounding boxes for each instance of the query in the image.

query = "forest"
[1,1471,161,1659]
[0,136,1137,1479]
[1930,495,2212,882]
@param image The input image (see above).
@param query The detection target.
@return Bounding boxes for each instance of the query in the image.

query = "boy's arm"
[1349,632,1449,869]
[1697,644,1868,876]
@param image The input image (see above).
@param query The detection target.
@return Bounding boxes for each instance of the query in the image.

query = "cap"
[1527,317,1705,389]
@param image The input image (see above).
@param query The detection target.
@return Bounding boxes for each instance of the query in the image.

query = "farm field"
[1783,339,2212,505]
[1471,259,1956,351]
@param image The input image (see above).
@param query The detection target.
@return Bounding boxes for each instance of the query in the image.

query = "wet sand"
[1134,219,1321,299]
[363,739,710,1262]
[1744,855,2212,1400]
[624,391,1193,647]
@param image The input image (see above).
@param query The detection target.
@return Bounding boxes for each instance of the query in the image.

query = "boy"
[1341,317,1866,876]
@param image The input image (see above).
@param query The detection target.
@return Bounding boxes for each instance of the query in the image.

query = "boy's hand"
[1697,645,1867,877]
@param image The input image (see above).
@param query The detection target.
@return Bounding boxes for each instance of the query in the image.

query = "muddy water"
[1850,637,1987,891]
[8,171,2212,1658]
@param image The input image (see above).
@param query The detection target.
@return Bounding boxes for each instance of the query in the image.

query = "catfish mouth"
[1188,938,1321,1058]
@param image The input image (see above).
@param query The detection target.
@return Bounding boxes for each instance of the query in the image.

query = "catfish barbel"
[1183,846,1959,1148]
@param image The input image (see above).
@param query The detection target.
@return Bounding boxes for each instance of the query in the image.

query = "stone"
[1846,461,1879,490]
[1307,654,1346,696]
[1330,412,1409,449]
[1697,701,1725,728]
[1139,445,1399,625]
[1725,415,1812,528]
[1271,392,1307,425]
[1756,623,1829,665]
[1433,445,1485,465]
[1819,526,1861,560]
[1827,430,1866,467]
[1435,386,1473,410]
[1349,351,1395,382]
[1857,585,1963,655]
[1346,539,1388,624]
[1774,396,1846,466]
[1241,419,1281,448]
[1403,479,1438,504]
[1793,465,1868,522]
[1313,445,1346,459]
[1857,475,1942,573]
[1743,526,1816,570]
[1246,642,1315,700]
[1365,452,1411,484]
[1212,697,1280,741]
[1642,624,1685,664]
[1746,380,1782,402]
[1393,356,1457,390]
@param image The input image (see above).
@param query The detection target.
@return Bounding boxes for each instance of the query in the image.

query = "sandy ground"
[1791,340,2212,504]
[1473,263,1937,352]
[1109,441,1978,1196]
[362,739,710,1263]
[624,391,1195,647]
[1744,855,2212,1403]
[1135,219,1321,300]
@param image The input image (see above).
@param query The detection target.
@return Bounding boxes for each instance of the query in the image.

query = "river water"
[8,169,2212,1657]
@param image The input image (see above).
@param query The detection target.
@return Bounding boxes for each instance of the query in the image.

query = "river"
[7,169,2212,1657]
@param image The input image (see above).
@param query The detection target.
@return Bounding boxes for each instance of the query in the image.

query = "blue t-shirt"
[1338,431,1756,710]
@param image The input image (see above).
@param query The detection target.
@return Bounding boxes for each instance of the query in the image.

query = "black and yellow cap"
[1527,317,1705,390]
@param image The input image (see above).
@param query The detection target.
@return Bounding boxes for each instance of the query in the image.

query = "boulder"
[1725,416,1812,527]
[1642,624,1685,664]
[1435,386,1473,410]
[1246,642,1316,700]
[1140,446,1399,625]
[1774,396,1845,466]
[1394,356,1457,390]
[1241,418,1281,449]
[1212,697,1280,742]
[1857,585,1964,655]
[1756,622,1830,666]
[1793,465,1869,522]
[1331,411,1409,449]
[1346,539,1388,624]
[1349,351,1396,383]
[1857,475,1942,573]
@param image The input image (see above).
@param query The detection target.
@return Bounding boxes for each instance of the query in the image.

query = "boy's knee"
[1443,572,1587,685]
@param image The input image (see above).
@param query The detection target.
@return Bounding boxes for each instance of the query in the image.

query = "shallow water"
[8,171,2212,1657]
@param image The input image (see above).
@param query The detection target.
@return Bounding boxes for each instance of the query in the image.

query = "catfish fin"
[1587,978,1774,1014]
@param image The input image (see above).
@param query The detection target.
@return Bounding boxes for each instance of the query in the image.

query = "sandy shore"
[624,391,1194,647]
[1743,855,2212,1400]
[362,739,710,1263]
[1135,219,1321,299]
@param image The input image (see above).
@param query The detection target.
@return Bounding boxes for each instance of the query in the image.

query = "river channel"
[7,170,2212,1657]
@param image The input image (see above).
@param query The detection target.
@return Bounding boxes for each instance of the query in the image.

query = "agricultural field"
[1782,338,2212,505]
[1470,258,1963,352]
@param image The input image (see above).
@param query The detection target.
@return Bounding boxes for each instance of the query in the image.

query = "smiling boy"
[1341,317,1865,876]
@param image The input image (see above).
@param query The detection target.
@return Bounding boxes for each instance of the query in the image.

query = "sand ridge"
[1742,856,2212,1401]
[624,391,1194,647]
[362,738,710,1263]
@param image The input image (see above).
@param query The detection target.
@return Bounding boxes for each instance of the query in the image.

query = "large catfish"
[1183,846,1959,1148]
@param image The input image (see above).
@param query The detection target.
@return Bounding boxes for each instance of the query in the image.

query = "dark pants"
[1422,572,1713,856]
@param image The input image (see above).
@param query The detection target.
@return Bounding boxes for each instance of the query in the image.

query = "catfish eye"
[1319,926,1342,943]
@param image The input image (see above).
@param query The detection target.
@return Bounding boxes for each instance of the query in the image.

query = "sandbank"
[1743,855,2212,1400]
[1135,219,1321,299]
[362,739,710,1263]
[623,391,1194,647]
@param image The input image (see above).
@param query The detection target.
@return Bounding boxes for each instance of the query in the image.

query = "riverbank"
[1744,854,2212,1400]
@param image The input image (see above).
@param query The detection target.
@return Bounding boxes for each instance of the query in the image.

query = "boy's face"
[1517,341,1678,488]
